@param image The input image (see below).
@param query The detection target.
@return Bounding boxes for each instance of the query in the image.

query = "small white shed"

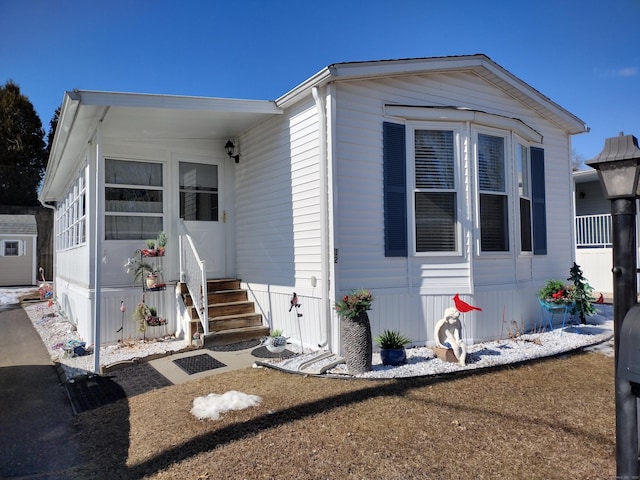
[0,215,38,286]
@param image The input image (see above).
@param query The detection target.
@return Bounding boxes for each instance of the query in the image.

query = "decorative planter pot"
[266,343,287,354]
[380,348,407,366]
[266,336,287,353]
[146,274,158,289]
[340,311,372,374]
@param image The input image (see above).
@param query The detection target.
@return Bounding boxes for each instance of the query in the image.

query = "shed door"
[179,161,226,278]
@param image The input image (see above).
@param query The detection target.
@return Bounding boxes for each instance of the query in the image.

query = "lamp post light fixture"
[224,139,240,163]
[586,133,640,479]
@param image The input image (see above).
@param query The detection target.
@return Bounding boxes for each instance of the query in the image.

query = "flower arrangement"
[335,289,374,319]
[538,279,573,305]
[141,231,167,257]
[125,254,163,286]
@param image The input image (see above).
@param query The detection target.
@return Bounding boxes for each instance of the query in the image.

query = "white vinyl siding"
[332,71,574,344]
[236,98,322,287]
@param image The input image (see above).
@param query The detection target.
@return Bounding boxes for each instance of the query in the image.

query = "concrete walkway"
[0,303,81,479]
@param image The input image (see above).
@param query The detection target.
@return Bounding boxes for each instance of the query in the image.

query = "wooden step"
[208,313,263,332]
[181,285,248,306]
[207,278,240,292]
[204,325,270,346]
[182,279,266,347]
[189,300,256,319]
[208,289,247,304]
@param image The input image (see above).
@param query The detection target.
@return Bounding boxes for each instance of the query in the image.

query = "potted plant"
[125,255,154,285]
[567,262,596,324]
[132,302,150,333]
[375,329,411,366]
[335,289,374,374]
[146,271,159,289]
[156,231,167,256]
[265,328,287,353]
[142,238,157,256]
[538,279,572,306]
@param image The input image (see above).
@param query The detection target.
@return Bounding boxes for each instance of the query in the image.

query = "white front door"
[179,160,226,278]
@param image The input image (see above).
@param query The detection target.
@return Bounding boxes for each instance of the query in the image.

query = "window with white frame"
[478,133,509,252]
[104,159,163,240]
[1,240,24,256]
[517,142,533,252]
[413,129,458,252]
[55,169,86,250]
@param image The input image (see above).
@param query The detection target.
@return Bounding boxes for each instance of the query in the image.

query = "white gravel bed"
[21,293,615,382]
[23,300,189,381]
[329,323,614,379]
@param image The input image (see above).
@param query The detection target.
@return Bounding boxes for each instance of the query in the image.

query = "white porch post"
[92,126,103,373]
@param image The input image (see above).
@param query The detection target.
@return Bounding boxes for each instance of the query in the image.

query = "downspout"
[312,86,331,350]
[92,125,103,373]
[39,202,56,284]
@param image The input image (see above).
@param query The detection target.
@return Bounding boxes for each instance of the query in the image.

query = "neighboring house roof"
[0,215,37,235]
[573,168,599,184]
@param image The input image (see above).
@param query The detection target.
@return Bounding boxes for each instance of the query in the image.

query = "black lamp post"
[586,133,640,479]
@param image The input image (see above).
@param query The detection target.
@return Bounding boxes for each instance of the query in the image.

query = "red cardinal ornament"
[453,293,482,313]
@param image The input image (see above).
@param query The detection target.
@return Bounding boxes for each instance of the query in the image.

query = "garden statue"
[434,307,467,366]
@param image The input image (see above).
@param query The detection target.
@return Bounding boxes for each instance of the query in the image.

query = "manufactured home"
[40,54,588,359]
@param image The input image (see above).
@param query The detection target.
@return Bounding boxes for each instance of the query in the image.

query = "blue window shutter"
[383,122,408,257]
[531,147,547,255]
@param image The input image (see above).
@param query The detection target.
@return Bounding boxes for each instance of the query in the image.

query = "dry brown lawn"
[63,351,615,479]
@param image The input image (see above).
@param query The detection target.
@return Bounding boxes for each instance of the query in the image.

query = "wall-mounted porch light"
[224,140,240,163]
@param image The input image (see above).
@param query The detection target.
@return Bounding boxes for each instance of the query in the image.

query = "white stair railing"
[178,221,208,335]
[575,213,612,248]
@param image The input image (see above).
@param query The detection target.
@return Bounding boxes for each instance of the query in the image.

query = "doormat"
[173,354,226,375]
[65,362,172,414]
[207,339,261,352]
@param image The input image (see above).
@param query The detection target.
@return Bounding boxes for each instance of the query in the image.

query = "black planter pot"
[380,348,407,366]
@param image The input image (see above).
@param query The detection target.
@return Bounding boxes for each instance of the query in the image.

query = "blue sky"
[1,0,638,162]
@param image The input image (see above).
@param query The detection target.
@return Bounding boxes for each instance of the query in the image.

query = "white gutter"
[312,86,332,350]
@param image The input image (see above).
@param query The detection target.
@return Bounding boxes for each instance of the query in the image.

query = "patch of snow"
[0,286,38,305]
[191,391,262,420]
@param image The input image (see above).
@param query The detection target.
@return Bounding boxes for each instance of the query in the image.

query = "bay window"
[383,117,546,258]
[517,143,533,252]
[478,133,509,252]
[414,129,457,252]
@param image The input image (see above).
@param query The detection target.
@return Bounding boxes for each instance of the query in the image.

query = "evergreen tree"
[568,262,596,324]
[45,106,60,157]
[0,80,47,206]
